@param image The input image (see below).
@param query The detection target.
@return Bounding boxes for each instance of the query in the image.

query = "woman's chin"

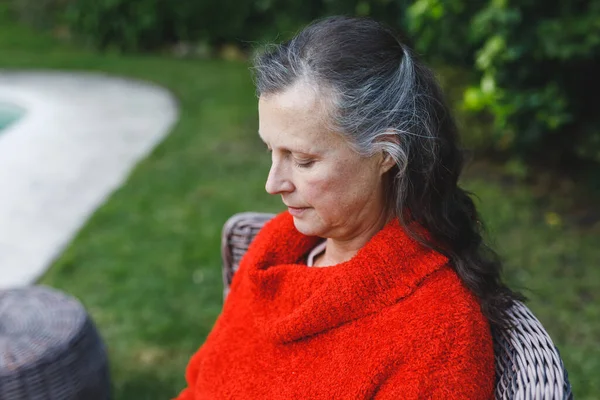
[291,217,321,237]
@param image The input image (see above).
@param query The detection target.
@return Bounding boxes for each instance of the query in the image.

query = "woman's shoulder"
[398,265,490,332]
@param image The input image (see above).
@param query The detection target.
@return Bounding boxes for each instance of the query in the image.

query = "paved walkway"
[0,71,178,288]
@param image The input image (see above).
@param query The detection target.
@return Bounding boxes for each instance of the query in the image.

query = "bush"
[59,0,411,51]
[410,0,600,165]
[11,0,67,28]
[61,0,320,51]
[63,0,259,51]
[406,0,485,65]
[54,0,600,166]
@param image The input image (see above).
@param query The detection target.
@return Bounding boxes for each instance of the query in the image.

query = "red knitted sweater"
[175,212,494,399]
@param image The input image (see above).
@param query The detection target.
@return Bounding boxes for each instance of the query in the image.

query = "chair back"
[221,212,573,399]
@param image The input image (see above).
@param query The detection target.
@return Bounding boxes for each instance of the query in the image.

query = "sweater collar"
[242,211,448,343]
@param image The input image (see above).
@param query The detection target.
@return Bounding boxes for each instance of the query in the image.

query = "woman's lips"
[287,207,307,216]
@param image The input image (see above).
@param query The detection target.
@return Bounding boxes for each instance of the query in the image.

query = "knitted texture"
[175,211,494,399]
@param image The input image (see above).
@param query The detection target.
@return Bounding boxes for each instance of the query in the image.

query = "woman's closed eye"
[294,158,315,168]
[264,145,315,168]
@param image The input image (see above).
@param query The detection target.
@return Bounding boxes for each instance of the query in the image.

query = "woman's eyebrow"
[258,132,318,155]
[277,145,317,156]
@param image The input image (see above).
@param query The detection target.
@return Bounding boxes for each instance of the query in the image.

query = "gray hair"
[252,16,444,217]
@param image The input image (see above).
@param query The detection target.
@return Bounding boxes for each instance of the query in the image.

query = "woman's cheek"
[300,174,331,205]
[301,160,352,209]
[301,177,327,204]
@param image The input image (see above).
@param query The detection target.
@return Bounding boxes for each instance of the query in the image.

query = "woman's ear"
[377,132,400,175]
[380,152,397,174]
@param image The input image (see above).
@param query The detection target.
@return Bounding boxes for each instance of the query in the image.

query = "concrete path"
[0,71,178,288]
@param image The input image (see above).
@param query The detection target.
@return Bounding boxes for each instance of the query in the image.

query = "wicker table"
[0,286,110,399]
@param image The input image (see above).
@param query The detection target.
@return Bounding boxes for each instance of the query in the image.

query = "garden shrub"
[59,0,411,50]
[12,0,68,28]
[409,0,600,164]
[62,0,262,50]
[61,0,319,51]
[406,0,486,65]
[59,0,600,165]
[470,0,600,164]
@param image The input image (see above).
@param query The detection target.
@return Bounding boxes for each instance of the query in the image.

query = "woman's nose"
[265,162,294,195]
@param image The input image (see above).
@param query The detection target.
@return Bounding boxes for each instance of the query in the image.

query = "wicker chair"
[221,212,573,400]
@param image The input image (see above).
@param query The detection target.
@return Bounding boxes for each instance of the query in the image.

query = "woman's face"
[258,81,394,240]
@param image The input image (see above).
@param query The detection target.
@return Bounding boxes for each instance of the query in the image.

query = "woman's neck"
[312,209,394,267]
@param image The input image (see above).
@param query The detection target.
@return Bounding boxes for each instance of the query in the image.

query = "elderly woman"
[175,16,520,399]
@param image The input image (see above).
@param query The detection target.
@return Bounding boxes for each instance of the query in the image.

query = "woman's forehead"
[258,84,336,147]
[259,83,326,122]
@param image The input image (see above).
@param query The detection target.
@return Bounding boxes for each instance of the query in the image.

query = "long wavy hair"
[252,15,523,330]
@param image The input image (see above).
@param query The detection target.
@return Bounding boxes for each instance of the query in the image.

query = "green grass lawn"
[1,15,598,399]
